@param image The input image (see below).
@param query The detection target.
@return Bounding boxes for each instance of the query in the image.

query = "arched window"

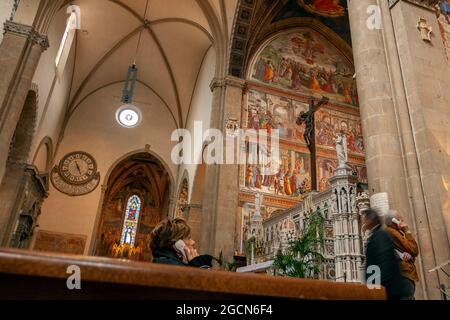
[120,195,142,247]
[55,9,78,71]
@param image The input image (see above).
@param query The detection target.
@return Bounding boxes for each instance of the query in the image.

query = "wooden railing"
[0,248,385,300]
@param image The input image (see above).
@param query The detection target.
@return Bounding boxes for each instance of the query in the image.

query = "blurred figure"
[150,218,213,268]
[362,209,410,300]
[385,210,419,300]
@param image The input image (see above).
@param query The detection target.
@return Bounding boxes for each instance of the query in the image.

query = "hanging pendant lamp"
[116,0,149,128]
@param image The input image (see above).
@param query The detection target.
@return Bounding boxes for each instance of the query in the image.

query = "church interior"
[0,0,449,300]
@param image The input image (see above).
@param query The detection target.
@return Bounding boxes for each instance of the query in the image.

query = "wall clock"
[51,151,101,196]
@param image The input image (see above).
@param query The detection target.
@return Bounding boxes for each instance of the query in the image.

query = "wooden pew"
[0,248,386,300]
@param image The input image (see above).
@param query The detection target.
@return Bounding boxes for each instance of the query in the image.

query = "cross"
[296,96,329,191]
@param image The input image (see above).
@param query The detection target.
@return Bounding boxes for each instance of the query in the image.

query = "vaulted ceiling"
[62,0,238,129]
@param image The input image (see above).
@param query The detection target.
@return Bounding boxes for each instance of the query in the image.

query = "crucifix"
[296,96,329,191]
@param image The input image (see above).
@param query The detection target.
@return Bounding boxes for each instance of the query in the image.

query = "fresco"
[247,90,309,143]
[437,0,450,63]
[317,157,367,191]
[34,230,86,255]
[297,0,346,18]
[251,30,357,106]
[315,108,364,155]
[273,0,351,45]
[317,157,337,191]
[244,148,311,198]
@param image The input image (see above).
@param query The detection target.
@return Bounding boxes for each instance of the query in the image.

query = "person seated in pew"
[150,218,213,268]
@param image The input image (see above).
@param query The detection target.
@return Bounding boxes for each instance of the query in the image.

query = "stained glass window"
[120,195,141,247]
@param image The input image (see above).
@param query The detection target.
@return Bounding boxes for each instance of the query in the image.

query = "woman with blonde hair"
[150,218,213,268]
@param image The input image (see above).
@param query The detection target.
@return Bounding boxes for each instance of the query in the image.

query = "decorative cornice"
[3,21,49,50]
[228,0,258,78]
[210,76,247,92]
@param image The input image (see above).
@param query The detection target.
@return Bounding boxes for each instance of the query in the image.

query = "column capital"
[210,76,247,92]
[3,21,49,50]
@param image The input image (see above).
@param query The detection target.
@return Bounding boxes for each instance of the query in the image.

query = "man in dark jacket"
[362,209,410,300]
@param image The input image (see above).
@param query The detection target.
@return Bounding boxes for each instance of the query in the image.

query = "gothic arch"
[90,150,174,260]
[32,136,53,173]
[245,22,354,80]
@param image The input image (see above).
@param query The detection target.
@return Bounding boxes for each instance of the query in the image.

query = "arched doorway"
[94,152,171,261]
[0,90,48,248]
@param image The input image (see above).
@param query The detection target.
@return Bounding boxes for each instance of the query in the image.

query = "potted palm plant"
[273,211,325,279]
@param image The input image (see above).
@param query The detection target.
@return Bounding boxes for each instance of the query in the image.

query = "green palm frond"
[272,210,325,279]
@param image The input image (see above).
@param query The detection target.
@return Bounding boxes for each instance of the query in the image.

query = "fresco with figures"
[315,108,364,155]
[239,25,367,257]
[244,148,311,198]
[251,29,357,106]
[317,157,367,191]
[247,90,309,144]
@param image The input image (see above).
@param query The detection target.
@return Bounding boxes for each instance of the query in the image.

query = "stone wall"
[389,0,450,300]
[0,0,15,43]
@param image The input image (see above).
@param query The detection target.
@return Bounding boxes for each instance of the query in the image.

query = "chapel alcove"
[93,152,171,262]
[0,90,48,248]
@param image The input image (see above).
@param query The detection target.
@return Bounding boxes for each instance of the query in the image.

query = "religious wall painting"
[251,30,357,106]
[244,148,311,198]
[317,156,367,191]
[315,108,365,155]
[437,0,450,63]
[33,230,86,255]
[317,157,337,191]
[297,0,346,18]
[273,0,352,45]
[246,90,309,144]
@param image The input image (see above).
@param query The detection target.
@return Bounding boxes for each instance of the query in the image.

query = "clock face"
[59,152,97,185]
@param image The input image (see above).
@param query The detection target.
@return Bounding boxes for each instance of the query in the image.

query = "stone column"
[347,0,411,218]
[185,204,203,248]
[200,76,245,261]
[385,0,449,300]
[0,21,49,185]
[348,0,448,299]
